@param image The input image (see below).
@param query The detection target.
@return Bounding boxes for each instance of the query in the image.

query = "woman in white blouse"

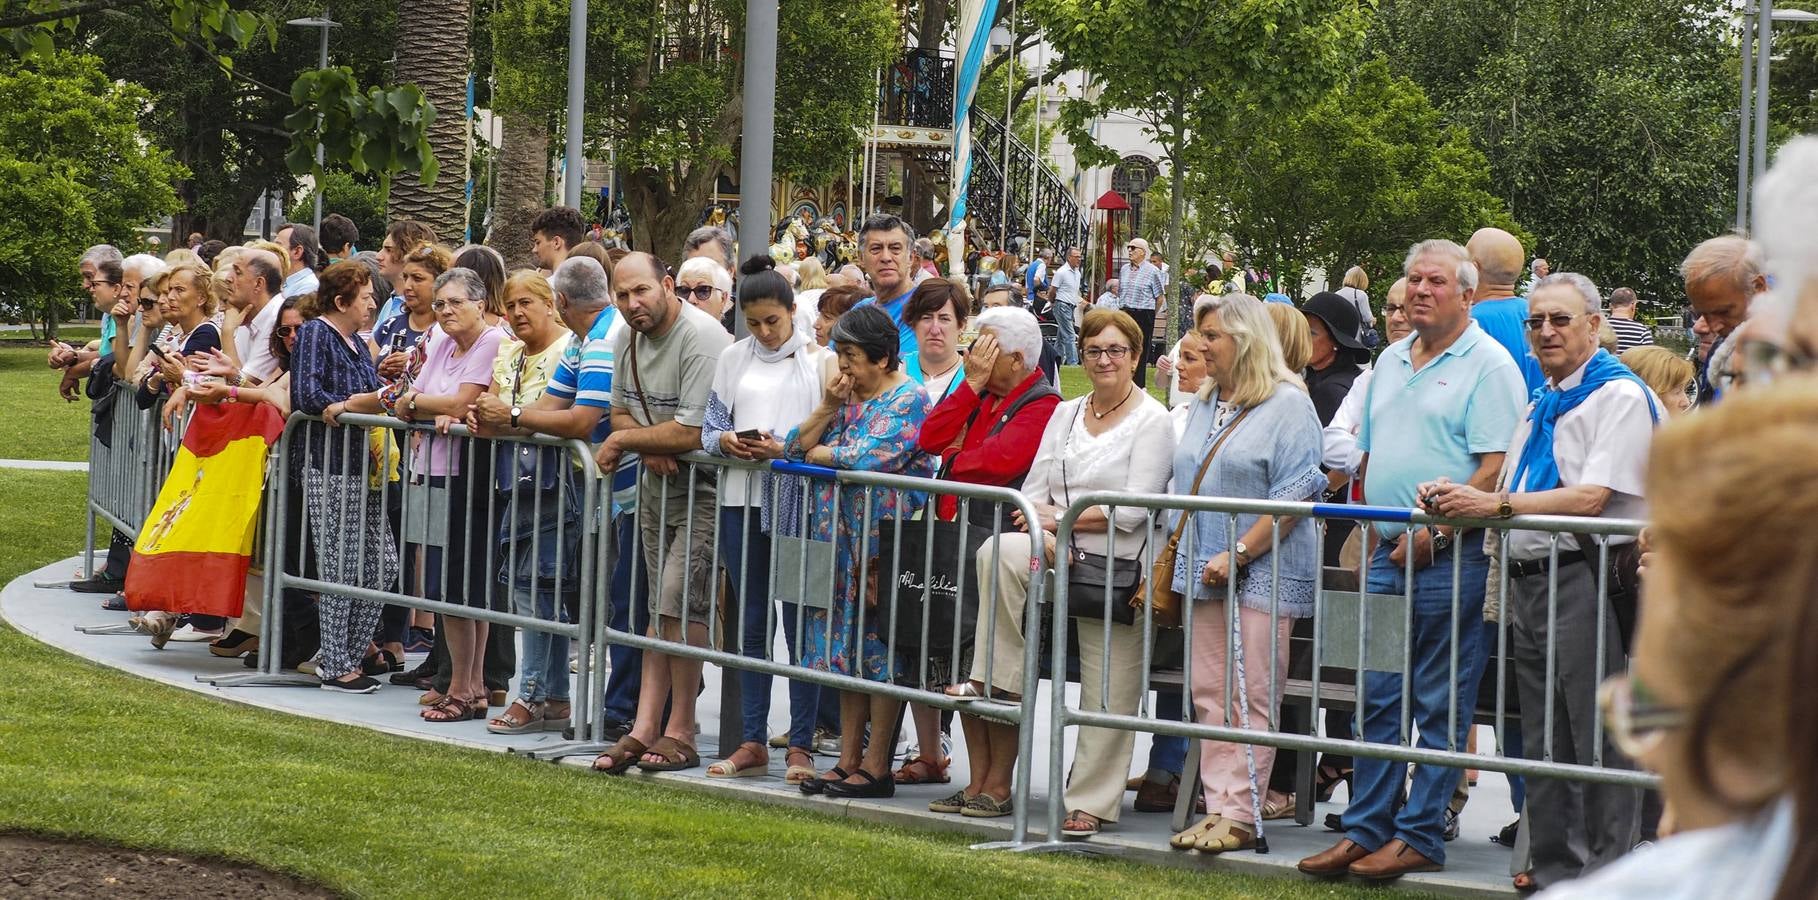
[946,306,1176,836]
[700,255,834,784]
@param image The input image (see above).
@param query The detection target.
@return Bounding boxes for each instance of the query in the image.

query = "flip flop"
[591,736,648,775]
[636,736,700,772]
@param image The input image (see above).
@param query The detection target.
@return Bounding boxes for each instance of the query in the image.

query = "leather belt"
[1507,549,1588,579]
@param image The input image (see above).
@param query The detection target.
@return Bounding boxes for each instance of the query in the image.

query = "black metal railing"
[967,109,1089,253]
[881,49,955,129]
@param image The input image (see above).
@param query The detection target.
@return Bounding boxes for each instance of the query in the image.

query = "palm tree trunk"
[389,0,472,241]
[487,111,549,268]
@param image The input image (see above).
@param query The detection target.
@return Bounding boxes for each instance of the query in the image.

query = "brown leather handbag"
[1137,407,1251,628]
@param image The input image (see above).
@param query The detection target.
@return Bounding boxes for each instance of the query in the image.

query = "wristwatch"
[509,405,522,429]
[1430,528,1453,554]
[1233,541,1252,568]
[1497,492,1514,519]
[406,392,419,415]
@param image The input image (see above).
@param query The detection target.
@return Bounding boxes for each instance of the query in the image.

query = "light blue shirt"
[854,287,919,359]
[376,292,405,326]
[282,267,319,299]
[1357,322,1526,537]
[1470,295,1546,395]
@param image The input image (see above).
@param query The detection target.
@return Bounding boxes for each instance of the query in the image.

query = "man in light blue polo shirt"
[1299,238,1526,882]
[850,213,920,358]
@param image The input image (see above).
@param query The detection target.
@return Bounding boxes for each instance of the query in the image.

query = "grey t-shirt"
[613,301,733,514]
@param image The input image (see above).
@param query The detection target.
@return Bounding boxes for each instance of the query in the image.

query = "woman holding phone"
[700,255,833,783]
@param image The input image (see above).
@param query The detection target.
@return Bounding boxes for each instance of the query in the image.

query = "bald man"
[1466,227,1546,393]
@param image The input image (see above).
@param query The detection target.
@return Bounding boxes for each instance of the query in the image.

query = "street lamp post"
[287,16,339,230]
[1739,4,1818,232]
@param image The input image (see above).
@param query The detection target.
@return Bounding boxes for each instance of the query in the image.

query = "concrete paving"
[6,555,1519,897]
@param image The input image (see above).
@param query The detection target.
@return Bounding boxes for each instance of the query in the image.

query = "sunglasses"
[138,298,156,309]
[1523,312,1589,331]
[679,285,720,302]
[276,325,298,339]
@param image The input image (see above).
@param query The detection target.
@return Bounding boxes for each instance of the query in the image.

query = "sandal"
[893,756,951,785]
[541,701,571,732]
[960,792,1013,818]
[706,743,769,779]
[783,748,817,786]
[1314,764,1353,803]
[1171,814,1222,849]
[1060,810,1101,840]
[1262,793,1297,820]
[1192,818,1256,853]
[591,736,649,775]
[942,681,1019,703]
[636,736,700,772]
[486,699,545,735]
[418,689,446,707]
[421,696,481,723]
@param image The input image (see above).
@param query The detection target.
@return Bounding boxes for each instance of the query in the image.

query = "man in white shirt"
[274,223,322,299]
[227,248,285,383]
[1418,272,1657,892]
[1052,246,1083,364]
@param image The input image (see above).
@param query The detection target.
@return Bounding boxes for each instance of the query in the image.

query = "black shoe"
[319,675,381,694]
[824,769,894,800]
[362,649,404,676]
[1324,812,1344,832]
[69,575,125,594]
[391,660,436,686]
[1493,819,1520,847]
[800,766,851,796]
[600,718,631,743]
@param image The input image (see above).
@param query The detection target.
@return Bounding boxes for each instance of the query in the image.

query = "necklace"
[922,355,961,383]
[1088,384,1135,420]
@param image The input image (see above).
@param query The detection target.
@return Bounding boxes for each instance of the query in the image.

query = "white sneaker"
[296,654,320,675]
[169,624,222,642]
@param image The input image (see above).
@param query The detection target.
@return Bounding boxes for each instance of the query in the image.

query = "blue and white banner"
[946,0,1001,274]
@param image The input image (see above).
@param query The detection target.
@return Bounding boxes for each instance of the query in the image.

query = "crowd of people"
[48,137,1818,896]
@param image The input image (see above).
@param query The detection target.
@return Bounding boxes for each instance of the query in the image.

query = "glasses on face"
[1382,303,1406,317]
[86,279,117,290]
[1598,672,1685,762]
[1739,338,1817,387]
[276,325,298,339]
[679,284,720,302]
[138,298,156,309]
[1524,312,1588,332]
[1083,345,1132,362]
[430,296,476,312]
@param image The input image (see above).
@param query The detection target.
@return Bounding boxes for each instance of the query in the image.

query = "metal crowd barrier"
[84,383,184,569]
[1043,491,1656,847]
[82,402,1662,854]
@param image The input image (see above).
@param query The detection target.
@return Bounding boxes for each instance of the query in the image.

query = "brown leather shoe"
[1347,838,1441,881]
[1297,838,1371,877]
[1133,773,1180,813]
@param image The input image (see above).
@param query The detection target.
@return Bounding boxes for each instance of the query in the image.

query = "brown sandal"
[591,736,648,774]
[421,696,480,723]
[893,756,951,785]
[636,736,700,772]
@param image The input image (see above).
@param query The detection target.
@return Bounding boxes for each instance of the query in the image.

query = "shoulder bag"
[1059,401,1147,625]
[1136,405,1252,629]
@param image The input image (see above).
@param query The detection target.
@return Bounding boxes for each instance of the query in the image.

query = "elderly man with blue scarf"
[1417,272,1660,893]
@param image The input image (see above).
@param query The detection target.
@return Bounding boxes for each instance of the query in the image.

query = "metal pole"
[737,0,779,337]
[1737,5,1756,231]
[1027,41,1041,247]
[562,0,587,208]
[312,24,329,229]
[1753,0,1774,219]
[1000,0,1014,250]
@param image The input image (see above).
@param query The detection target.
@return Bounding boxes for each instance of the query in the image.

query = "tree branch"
[0,0,146,29]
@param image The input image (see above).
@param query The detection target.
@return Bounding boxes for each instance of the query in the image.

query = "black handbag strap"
[1060,399,1148,561]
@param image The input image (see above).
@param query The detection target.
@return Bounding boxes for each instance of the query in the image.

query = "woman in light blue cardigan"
[1165,293,1324,855]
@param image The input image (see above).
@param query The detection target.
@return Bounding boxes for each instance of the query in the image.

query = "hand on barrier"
[1418,477,1498,519]
[434,414,461,435]
[469,394,510,429]
[188,380,234,406]
[322,400,346,427]
[644,453,679,477]
[594,433,624,473]
[719,430,757,460]
[803,445,835,467]
[744,433,785,460]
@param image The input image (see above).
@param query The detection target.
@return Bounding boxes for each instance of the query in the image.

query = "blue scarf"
[1509,349,1659,492]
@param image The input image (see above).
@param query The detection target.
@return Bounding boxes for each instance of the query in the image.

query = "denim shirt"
[1168,382,1324,617]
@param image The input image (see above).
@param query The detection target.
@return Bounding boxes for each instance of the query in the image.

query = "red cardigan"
[918,370,1061,521]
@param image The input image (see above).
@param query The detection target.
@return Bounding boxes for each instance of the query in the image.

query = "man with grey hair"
[1680,234,1765,403]
[1119,237,1165,386]
[1417,271,1657,890]
[1052,246,1083,364]
[681,225,735,277]
[225,248,284,382]
[51,245,124,376]
[912,237,938,282]
[1300,238,1527,882]
[275,223,323,298]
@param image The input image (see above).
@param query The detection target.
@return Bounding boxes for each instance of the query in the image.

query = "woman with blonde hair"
[1621,345,1696,416]
[795,256,829,291]
[1167,293,1323,853]
[1545,379,1818,900]
[1266,302,1312,371]
[1336,265,1375,331]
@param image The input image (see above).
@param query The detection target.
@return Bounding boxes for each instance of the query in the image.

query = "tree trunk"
[389,0,473,241]
[487,111,550,269]
[626,169,712,264]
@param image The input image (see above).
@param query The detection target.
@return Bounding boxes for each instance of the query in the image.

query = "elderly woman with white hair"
[1166,292,1324,854]
[676,255,734,327]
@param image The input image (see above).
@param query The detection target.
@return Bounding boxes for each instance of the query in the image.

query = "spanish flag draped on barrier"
[125,401,286,617]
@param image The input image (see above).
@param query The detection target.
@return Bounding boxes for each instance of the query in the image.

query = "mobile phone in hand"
[736,429,764,441]
[149,344,171,361]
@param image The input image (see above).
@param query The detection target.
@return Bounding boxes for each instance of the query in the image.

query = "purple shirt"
[410,325,506,477]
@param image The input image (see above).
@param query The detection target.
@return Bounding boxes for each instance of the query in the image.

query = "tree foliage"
[1188,60,1520,294]
[1372,0,1734,306]
[0,52,183,327]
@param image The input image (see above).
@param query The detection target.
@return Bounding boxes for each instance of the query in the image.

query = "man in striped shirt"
[1606,287,1654,353]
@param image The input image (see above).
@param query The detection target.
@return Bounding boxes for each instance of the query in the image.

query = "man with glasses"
[1117,237,1165,387]
[1299,239,1526,882]
[1417,272,1656,892]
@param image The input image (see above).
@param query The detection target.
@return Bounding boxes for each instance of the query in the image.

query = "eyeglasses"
[138,298,156,309]
[1738,338,1817,387]
[1082,345,1132,361]
[1598,672,1685,761]
[679,285,720,302]
[85,279,118,289]
[276,325,298,339]
[429,296,476,312]
[1382,303,1406,317]
[1523,312,1589,331]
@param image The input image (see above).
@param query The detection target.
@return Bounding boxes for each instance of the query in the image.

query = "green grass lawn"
[0,469,1435,899]
[0,346,98,461]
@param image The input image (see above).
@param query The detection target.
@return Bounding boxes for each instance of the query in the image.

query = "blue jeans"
[603,513,649,724]
[722,507,820,749]
[1054,303,1079,365]
[1148,688,1188,775]
[1342,539,1489,865]
[512,583,571,702]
